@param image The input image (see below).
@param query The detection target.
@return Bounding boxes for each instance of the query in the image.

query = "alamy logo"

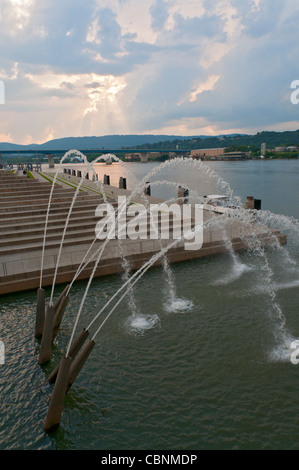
[290,340,299,365]
[95,196,204,251]
[0,80,5,104]
[0,341,4,365]
[290,80,299,105]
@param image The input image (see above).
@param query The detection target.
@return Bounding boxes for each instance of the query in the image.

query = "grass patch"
[40,172,115,200]
[55,175,108,197]
[42,172,84,192]
[37,172,59,185]
[55,177,84,191]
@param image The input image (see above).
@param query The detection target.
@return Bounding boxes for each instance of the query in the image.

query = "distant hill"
[126,130,299,151]
[0,134,240,151]
[0,135,202,151]
[0,142,40,151]
[0,130,298,153]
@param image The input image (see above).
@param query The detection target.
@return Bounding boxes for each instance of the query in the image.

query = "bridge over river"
[0,148,190,156]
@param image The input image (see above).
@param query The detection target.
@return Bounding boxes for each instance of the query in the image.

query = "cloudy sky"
[0,0,298,144]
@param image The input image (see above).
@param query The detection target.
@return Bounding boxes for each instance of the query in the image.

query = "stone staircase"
[0,171,190,294]
[0,172,115,294]
[0,171,287,296]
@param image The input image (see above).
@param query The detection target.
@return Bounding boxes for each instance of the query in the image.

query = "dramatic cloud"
[0,0,298,143]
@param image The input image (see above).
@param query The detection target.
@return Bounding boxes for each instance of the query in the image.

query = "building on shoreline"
[190,148,250,161]
[125,151,181,162]
[217,152,250,161]
[190,148,227,159]
[124,153,142,161]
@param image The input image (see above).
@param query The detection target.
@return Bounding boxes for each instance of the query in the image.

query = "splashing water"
[164,297,194,314]
[216,262,252,285]
[41,154,299,367]
[65,160,205,353]
[247,278,299,295]
[39,149,88,289]
[203,208,298,361]
[268,333,297,363]
[125,314,160,335]
[215,235,252,285]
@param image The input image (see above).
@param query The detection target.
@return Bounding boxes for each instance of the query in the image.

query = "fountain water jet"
[62,163,201,357]
[64,182,197,357]
[48,221,204,409]
[214,235,252,285]
[59,157,229,312]
[35,150,88,339]
[60,157,254,364]
[39,149,88,290]
[40,157,299,432]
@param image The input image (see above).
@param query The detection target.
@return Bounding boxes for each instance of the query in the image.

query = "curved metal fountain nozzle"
[52,295,69,342]
[66,339,96,393]
[35,288,45,338]
[38,305,55,365]
[48,329,89,383]
[43,355,72,433]
[53,284,70,314]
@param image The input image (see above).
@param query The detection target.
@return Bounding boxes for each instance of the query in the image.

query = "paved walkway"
[32,170,165,205]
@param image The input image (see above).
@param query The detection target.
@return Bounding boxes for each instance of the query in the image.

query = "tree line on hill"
[124,130,299,153]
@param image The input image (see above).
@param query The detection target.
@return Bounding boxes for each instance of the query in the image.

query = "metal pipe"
[52,295,69,341]
[48,329,89,383]
[43,356,72,432]
[66,340,95,392]
[53,285,69,315]
[38,305,55,365]
[35,288,45,338]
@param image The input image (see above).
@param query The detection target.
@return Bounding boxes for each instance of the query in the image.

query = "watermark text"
[291,80,299,105]
[290,340,299,365]
[95,196,203,251]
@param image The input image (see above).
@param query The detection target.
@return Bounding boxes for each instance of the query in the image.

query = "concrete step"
[0,215,100,234]
[0,212,169,240]
[0,225,100,248]
[0,190,74,197]
[0,202,118,225]
[0,189,84,201]
[0,185,62,193]
[0,179,48,186]
[0,185,74,193]
[0,183,84,192]
[0,184,49,190]
[0,179,42,184]
[0,220,100,239]
[0,201,102,219]
[0,219,188,251]
[0,192,93,206]
[0,195,104,213]
[0,233,105,256]
[0,227,187,249]
[0,177,28,182]
[0,190,100,201]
